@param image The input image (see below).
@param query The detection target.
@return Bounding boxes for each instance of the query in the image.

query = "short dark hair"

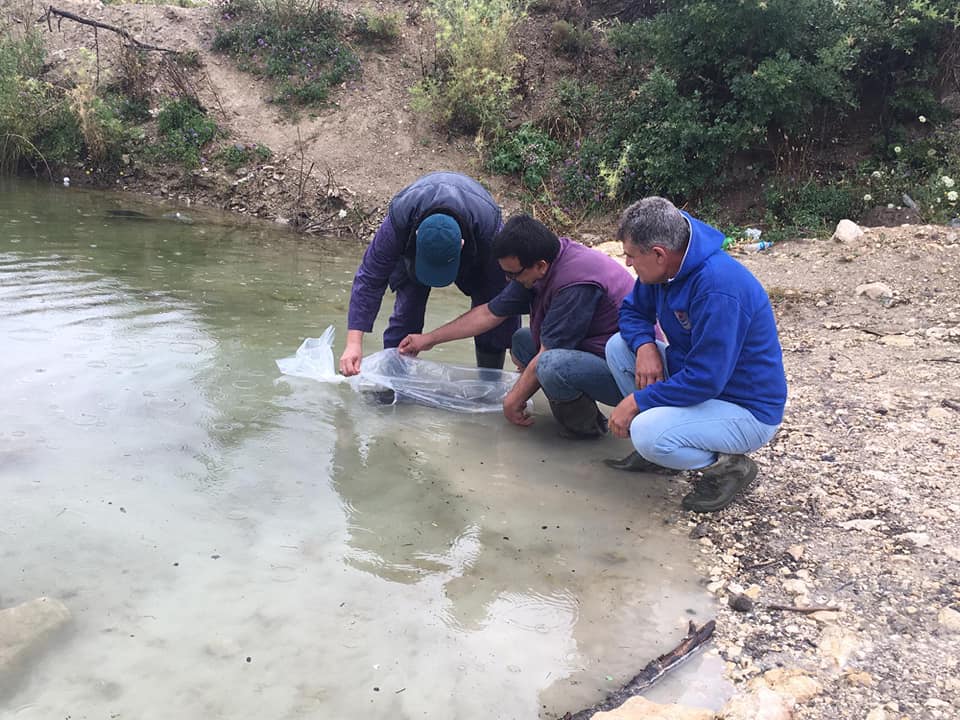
[491,214,560,267]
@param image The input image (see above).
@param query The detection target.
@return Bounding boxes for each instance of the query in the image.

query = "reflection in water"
[0,179,723,718]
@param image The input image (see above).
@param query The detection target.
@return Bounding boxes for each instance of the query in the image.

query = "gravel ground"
[671,224,960,719]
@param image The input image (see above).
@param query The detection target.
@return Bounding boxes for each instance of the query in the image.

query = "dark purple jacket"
[530,238,635,356]
[348,172,506,332]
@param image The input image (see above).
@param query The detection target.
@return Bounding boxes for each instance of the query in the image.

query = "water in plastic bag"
[276,326,519,413]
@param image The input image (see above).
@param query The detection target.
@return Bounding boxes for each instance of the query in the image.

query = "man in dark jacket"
[339,172,519,376]
[604,197,787,513]
[398,215,635,437]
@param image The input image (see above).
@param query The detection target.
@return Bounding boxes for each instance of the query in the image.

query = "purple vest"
[530,238,635,356]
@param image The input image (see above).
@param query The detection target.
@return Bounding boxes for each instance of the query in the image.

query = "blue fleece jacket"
[619,212,787,425]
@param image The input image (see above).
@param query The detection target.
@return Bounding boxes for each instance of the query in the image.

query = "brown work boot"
[682,454,758,513]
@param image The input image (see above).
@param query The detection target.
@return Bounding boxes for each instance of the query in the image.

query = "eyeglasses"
[503,267,527,280]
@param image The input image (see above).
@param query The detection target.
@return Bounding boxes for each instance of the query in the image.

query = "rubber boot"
[603,451,679,474]
[548,395,608,439]
[682,454,758,513]
[475,348,506,370]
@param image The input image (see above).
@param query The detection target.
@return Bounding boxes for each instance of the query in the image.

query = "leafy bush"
[353,9,403,44]
[412,0,525,137]
[549,20,591,58]
[859,123,960,223]
[154,99,219,168]
[213,0,359,108]
[763,178,865,230]
[0,28,52,172]
[487,123,558,189]
[572,0,959,213]
[219,141,272,170]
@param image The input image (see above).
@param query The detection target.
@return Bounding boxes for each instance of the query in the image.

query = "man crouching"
[605,197,788,513]
[399,214,635,437]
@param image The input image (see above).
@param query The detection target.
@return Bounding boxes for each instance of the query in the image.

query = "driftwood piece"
[561,620,716,720]
[38,5,179,55]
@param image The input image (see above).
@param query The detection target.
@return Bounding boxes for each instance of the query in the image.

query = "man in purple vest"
[398,215,635,437]
[339,172,519,377]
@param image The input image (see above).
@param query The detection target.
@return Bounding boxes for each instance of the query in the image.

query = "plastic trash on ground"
[276,326,519,413]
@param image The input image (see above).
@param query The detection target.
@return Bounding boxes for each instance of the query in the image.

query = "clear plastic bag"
[276,326,519,413]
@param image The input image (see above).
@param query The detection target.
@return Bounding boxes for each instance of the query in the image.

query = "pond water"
[0,179,726,718]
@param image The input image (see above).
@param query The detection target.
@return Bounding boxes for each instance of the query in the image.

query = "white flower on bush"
[894,146,902,154]
[871,170,882,179]
[863,194,873,202]
[919,115,927,123]
[948,190,959,202]
[941,176,955,188]
[887,203,895,209]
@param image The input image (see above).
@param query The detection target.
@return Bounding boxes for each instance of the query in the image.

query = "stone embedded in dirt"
[938,606,960,633]
[854,282,894,301]
[782,578,809,596]
[879,334,916,347]
[839,520,883,536]
[843,670,875,687]
[588,696,714,720]
[817,626,859,669]
[729,593,754,612]
[786,544,805,561]
[894,531,931,547]
[831,219,865,244]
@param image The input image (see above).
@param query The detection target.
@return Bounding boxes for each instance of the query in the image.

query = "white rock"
[855,282,894,301]
[832,219,864,243]
[938,607,960,633]
[895,531,931,547]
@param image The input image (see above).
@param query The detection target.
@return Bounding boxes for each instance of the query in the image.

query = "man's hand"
[502,390,534,427]
[340,331,364,376]
[398,333,435,357]
[608,393,640,439]
[634,342,664,389]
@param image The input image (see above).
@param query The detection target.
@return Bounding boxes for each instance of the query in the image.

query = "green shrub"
[859,123,960,223]
[412,0,525,137]
[353,9,403,44]
[549,20,591,58]
[763,178,865,230]
[0,28,52,172]
[219,141,272,170]
[154,99,219,168]
[487,123,559,189]
[542,78,598,142]
[213,1,359,109]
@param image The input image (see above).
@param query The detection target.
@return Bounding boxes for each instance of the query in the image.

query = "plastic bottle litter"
[901,193,918,210]
[744,227,763,240]
[721,236,735,250]
[744,240,774,252]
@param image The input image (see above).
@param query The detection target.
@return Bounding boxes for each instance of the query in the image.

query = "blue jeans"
[512,328,623,406]
[605,333,780,470]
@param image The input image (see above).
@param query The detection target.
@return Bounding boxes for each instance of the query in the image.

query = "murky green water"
[1,179,724,718]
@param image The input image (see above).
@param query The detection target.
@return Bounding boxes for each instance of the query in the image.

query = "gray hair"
[616,197,690,252]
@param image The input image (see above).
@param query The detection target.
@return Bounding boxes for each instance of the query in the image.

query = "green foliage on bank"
[212,0,360,107]
[412,0,526,137]
[457,0,958,228]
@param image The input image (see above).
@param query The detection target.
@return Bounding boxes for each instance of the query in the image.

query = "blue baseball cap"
[415,214,462,287]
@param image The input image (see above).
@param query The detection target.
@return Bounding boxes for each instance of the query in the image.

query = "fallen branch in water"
[561,620,716,720]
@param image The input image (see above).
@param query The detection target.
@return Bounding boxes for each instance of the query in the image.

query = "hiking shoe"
[682,454,758,513]
[603,451,677,474]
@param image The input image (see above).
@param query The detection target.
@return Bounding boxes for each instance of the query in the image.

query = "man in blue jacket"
[339,172,519,376]
[604,197,787,513]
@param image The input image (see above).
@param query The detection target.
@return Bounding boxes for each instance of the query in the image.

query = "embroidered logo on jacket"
[674,310,692,330]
